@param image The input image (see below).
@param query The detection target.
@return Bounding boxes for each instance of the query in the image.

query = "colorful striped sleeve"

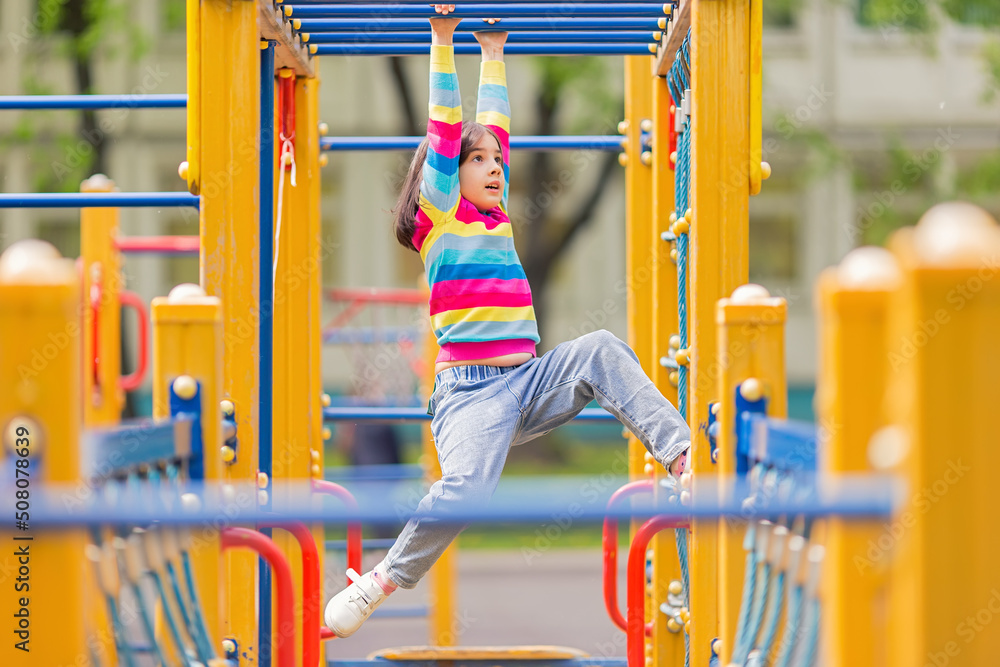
[419,45,462,222]
[476,59,511,211]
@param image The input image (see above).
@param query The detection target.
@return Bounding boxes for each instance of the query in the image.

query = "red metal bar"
[326,298,368,330]
[117,290,149,392]
[278,70,296,173]
[115,235,200,255]
[90,276,102,391]
[220,528,296,667]
[311,479,363,585]
[260,521,321,666]
[627,515,690,667]
[603,480,654,633]
[326,287,427,305]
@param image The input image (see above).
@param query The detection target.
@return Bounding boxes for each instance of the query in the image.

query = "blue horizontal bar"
[298,18,663,31]
[0,94,187,110]
[323,325,424,344]
[8,475,899,528]
[83,418,194,478]
[295,0,655,3]
[308,31,658,44]
[315,43,655,56]
[0,193,199,209]
[290,4,670,18]
[739,414,818,473]
[370,606,429,619]
[321,135,624,152]
[326,538,398,550]
[325,463,425,481]
[324,407,618,422]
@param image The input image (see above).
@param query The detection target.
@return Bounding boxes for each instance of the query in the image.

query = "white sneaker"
[324,568,390,638]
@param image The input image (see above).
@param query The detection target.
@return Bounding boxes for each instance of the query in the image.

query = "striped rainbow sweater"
[413,45,540,363]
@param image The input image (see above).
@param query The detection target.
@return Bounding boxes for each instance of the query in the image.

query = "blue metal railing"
[0,193,199,208]
[321,135,624,152]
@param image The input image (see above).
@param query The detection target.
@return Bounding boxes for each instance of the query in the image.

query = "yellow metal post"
[884,204,1000,667]
[424,314,456,645]
[714,285,787,664]
[624,53,656,661]
[688,1,750,663]
[0,241,87,667]
[649,73,685,667]
[151,284,226,652]
[300,75,327,654]
[197,0,261,654]
[184,0,200,193]
[78,174,124,666]
[624,56,656,472]
[272,70,324,667]
[816,247,901,667]
[80,174,124,425]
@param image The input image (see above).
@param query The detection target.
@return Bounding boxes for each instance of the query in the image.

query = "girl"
[325,5,690,638]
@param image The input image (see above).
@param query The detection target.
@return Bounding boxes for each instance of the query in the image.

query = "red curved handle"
[604,480,655,634]
[627,515,690,667]
[118,290,148,392]
[220,528,296,667]
[311,479,363,586]
[260,521,321,664]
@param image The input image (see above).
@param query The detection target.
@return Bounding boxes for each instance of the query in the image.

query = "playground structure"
[0,3,998,667]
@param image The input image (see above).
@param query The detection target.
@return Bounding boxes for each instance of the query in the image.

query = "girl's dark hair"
[393,121,501,252]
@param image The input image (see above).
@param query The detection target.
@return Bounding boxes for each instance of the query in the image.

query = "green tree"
[12,0,149,191]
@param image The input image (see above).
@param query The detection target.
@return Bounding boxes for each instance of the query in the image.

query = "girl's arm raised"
[420,10,463,222]
[474,28,510,211]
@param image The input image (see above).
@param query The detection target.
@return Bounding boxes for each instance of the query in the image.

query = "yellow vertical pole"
[624,53,656,661]
[78,174,123,666]
[714,286,787,664]
[0,241,86,667]
[688,0,750,663]
[198,0,260,655]
[301,75,327,644]
[80,174,124,425]
[424,316,456,645]
[272,70,324,667]
[184,0,200,193]
[650,73,685,667]
[884,204,1000,667]
[624,56,655,473]
[151,284,226,651]
[816,248,901,667]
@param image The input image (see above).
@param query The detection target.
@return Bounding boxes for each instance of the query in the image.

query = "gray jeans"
[383,329,690,588]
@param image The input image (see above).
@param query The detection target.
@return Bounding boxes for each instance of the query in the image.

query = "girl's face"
[459,133,504,212]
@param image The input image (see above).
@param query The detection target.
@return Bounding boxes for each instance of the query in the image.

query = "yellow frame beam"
[197,0,261,655]
[687,0,750,663]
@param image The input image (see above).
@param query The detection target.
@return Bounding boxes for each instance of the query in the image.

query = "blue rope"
[790,598,821,667]
[149,570,196,667]
[738,561,770,664]
[675,527,690,667]
[774,585,804,667]
[730,534,759,663]
[753,569,786,661]
[167,465,217,661]
[669,30,693,667]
